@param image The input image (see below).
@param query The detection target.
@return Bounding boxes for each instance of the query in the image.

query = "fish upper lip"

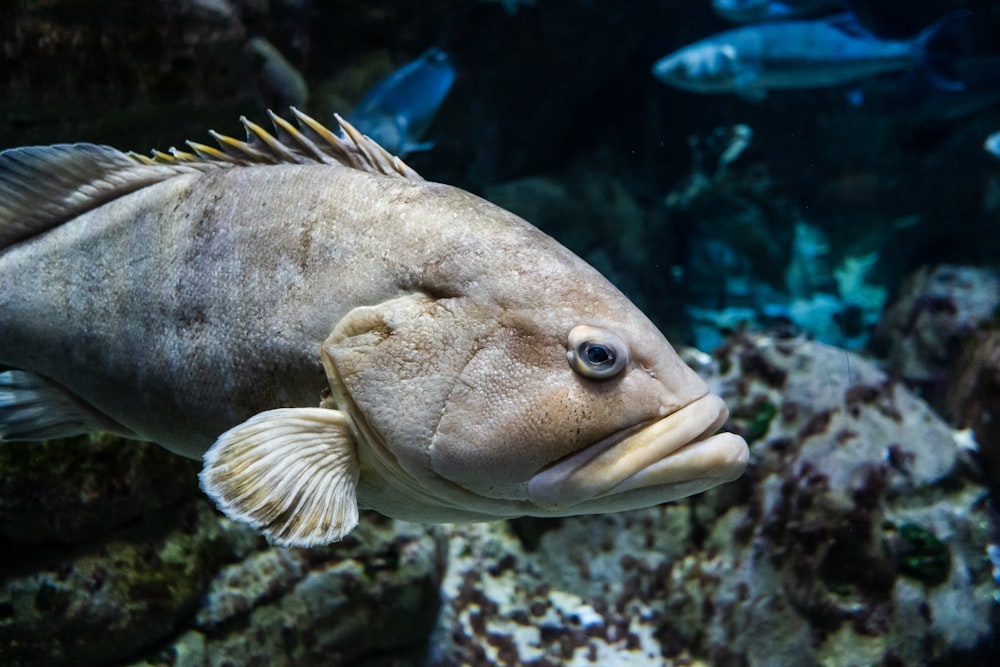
[526,393,746,511]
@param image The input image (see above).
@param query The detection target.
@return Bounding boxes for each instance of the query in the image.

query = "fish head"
[652,42,743,93]
[320,226,748,522]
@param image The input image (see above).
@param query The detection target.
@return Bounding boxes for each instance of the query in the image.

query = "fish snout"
[526,393,749,513]
[653,45,740,92]
[652,55,685,84]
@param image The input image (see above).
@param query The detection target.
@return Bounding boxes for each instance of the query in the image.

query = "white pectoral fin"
[199,407,360,547]
[0,370,137,441]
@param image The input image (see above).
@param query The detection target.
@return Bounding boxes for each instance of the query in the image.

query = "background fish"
[712,0,847,24]
[652,12,966,98]
[0,110,748,547]
[348,48,456,155]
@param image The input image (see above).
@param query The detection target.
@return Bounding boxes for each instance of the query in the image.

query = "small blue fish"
[348,48,456,155]
[986,131,1000,160]
[652,12,966,99]
[712,0,846,24]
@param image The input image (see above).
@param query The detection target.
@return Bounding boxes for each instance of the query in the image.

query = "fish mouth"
[526,393,749,513]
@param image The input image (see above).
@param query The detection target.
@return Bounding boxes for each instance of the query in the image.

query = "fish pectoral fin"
[0,370,137,441]
[199,407,360,547]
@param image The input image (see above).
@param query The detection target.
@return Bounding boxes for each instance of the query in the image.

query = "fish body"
[712,0,846,24]
[0,111,748,547]
[348,48,456,155]
[652,13,958,98]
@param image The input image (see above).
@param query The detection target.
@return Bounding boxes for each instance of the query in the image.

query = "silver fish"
[0,110,748,547]
[652,13,961,99]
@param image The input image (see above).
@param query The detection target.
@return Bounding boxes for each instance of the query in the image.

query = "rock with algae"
[695,333,996,666]
[0,434,200,544]
[0,501,231,667]
[144,518,447,667]
[425,334,997,666]
[1,0,254,149]
[947,329,1000,493]
[874,264,1000,401]
[0,435,447,667]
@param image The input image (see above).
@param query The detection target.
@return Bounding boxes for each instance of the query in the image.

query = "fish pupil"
[584,343,614,367]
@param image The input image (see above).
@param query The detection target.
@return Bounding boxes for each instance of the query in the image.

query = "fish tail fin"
[0,370,136,441]
[914,10,973,92]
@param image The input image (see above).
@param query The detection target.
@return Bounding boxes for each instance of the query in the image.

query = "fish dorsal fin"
[825,12,874,39]
[172,108,424,182]
[0,142,220,248]
[0,109,422,249]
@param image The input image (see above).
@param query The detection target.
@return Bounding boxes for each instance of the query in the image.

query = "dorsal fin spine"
[266,110,329,164]
[0,110,423,249]
[184,141,230,162]
[240,116,304,164]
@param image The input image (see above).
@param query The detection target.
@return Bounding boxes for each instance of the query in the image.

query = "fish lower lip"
[527,394,748,511]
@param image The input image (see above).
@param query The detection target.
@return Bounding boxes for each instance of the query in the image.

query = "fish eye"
[567,325,629,380]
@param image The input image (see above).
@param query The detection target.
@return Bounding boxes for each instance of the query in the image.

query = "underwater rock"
[426,334,997,666]
[129,518,446,667]
[1,0,256,148]
[700,333,995,666]
[875,264,1000,404]
[428,513,698,666]
[0,434,200,545]
[947,330,1000,491]
[1,501,445,667]
[0,426,444,667]
[0,501,230,667]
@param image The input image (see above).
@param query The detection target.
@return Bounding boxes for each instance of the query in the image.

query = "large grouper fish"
[0,110,748,547]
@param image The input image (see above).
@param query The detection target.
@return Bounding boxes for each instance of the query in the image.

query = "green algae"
[745,399,778,443]
[896,523,951,586]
